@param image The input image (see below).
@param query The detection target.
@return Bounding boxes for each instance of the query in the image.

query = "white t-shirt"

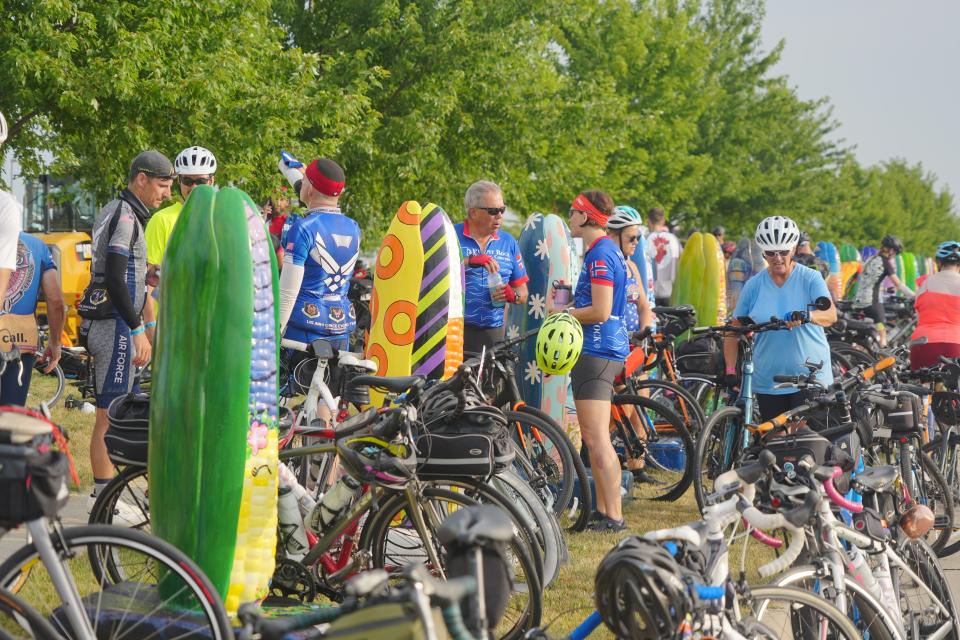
[646,230,681,299]
[0,191,22,270]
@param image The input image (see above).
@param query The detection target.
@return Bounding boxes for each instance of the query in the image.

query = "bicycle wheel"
[631,378,706,438]
[611,394,694,501]
[678,374,723,419]
[359,487,543,640]
[0,524,232,639]
[894,538,960,639]
[26,363,65,411]
[504,408,591,530]
[0,587,60,639]
[769,565,902,640]
[87,465,150,531]
[744,585,868,640]
[899,442,955,555]
[693,405,747,510]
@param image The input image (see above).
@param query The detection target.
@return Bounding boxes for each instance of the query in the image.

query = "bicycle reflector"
[536,312,583,376]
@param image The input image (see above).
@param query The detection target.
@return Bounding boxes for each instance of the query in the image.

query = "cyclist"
[456,180,528,353]
[551,190,630,532]
[723,216,836,421]
[84,150,172,505]
[793,231,830,280]
[646,207,680,307]
[0,233,65,405]
[909,241,960,369]
[852,234,913,345]
[276,156,359,421]
[145,146,217,316]
[0,112,22,302]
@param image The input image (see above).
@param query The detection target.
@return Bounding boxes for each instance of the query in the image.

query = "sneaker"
[589,510,604,523]
[587,516,627,533]
[632,469,665,485]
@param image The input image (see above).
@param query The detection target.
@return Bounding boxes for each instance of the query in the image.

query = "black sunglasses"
[476,206,506,216]
[763,249,791,258]
[623,234,640,243]
[180,176,212,187]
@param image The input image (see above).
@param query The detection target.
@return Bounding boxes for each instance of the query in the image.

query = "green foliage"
[2,0,955,253]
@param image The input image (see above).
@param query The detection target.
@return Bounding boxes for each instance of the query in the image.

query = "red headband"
[305,160,345,197]
[571,193,608,226]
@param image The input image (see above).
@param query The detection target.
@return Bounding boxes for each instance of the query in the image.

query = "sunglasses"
[477,206,506,216]
[623,234,640,243]
[763,249,791,258]
[180,176,212,187]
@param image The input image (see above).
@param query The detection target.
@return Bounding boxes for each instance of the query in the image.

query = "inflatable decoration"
[149,186,280,614]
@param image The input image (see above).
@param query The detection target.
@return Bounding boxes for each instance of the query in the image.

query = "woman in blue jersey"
[723,216,837,421]
[551,190,630,532]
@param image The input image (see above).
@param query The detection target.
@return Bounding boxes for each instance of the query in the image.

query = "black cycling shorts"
[571,354,621,401]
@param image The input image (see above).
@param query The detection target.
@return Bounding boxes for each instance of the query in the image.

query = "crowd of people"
[2,110,960,531]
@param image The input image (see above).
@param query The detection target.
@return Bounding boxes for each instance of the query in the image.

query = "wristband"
[131,325,145,336]
[725,366,736,374]
[144,321,157,329]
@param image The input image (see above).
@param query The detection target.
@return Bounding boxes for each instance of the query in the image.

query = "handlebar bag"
[0,444,69,528]
[675,335,723,378]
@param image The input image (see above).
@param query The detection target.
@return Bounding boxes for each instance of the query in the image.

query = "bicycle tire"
[899,442,955,555]
[611,393,694,501]
[0,524,232,640]
[693,405,746,510]
[27,363,65,411]
[631,377,706,438]
[0,587,61,639]
[678,374,723,418]
[503,408,591,531]
[87,465,150,531]
[746,585,876,640]
[768,565,903,640]
[359,487,543,640]
[895,537,960,639]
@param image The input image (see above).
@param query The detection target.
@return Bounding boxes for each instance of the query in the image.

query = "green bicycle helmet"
[607,205,644,231]
[536,312,583,375]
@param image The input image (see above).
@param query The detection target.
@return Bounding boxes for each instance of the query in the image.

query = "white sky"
[760,1,959,199]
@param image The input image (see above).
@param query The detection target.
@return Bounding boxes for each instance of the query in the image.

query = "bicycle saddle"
[852,465,899,493]
[652,305,695,318]
[0,411,52,444]
[436,505,515,547]
[896,383,930,397]
[347,375,423,394]
[337,351,377,372]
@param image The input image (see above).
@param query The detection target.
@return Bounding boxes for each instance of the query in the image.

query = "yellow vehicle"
[23,175,96,345]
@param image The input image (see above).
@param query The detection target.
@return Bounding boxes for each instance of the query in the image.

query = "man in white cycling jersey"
[0,112,23,302]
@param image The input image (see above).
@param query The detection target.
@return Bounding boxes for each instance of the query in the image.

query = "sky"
[760,1,959,198]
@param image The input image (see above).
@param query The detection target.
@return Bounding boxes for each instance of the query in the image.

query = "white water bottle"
[308,475,362,535]
[845,547,881,601]
[873,565,903,630]
[277,486,309,560]
[488,271,505,308]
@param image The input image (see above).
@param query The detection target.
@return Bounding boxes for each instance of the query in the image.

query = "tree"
[0,0,378,200]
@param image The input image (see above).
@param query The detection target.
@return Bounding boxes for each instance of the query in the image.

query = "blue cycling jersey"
[456,222,528,328]
[283,207,360,341]
[3,233,55,316]
[575,236,629,361]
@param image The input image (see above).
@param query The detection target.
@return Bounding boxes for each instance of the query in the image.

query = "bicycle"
[0,405,231,639]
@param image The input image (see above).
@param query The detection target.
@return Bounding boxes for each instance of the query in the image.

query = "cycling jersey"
[145,201,182,265]
[0,233,56,352]
[646,230,680,301]
[575,236,629,361]
[283,206,360,341]
[623,264,642,333]
[456,222,528,329]
[0,192,21,271]
[853,253,895,308]
[733,264,833,394]
[911,271,960,346]
[89,190,148,328]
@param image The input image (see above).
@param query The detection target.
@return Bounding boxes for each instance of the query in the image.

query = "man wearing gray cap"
[81,150,173,508]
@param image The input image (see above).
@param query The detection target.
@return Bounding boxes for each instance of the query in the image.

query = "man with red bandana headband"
[277,155,360,366]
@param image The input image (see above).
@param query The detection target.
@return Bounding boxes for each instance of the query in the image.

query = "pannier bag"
[105,392,150,466]
[0,410,70,527]
[324,602,448,640]
[675,335,723,378]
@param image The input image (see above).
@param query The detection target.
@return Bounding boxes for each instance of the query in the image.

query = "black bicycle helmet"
[595,536,691,640]
[881,235,904,254]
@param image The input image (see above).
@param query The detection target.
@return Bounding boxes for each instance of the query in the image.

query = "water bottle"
[845,547,881,601]
[277,486,309,560]
[873,565,903,630]
[308,474,362,535]
[488,271,505,308]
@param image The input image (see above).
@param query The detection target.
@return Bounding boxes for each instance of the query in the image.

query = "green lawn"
[21,375,781,638]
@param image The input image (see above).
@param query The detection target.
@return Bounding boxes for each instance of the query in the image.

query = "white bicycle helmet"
[174,146,218,175]
[755,216,800,252]
[0,112,7,146]
[607,205,644,231]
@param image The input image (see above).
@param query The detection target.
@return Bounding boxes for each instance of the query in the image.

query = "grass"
[17,375,782,638]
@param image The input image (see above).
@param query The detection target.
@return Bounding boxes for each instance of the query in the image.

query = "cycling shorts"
[571,354,621,401]
[85,319,140,409]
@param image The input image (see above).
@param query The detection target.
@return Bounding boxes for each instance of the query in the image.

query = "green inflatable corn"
[149,186,280,613]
